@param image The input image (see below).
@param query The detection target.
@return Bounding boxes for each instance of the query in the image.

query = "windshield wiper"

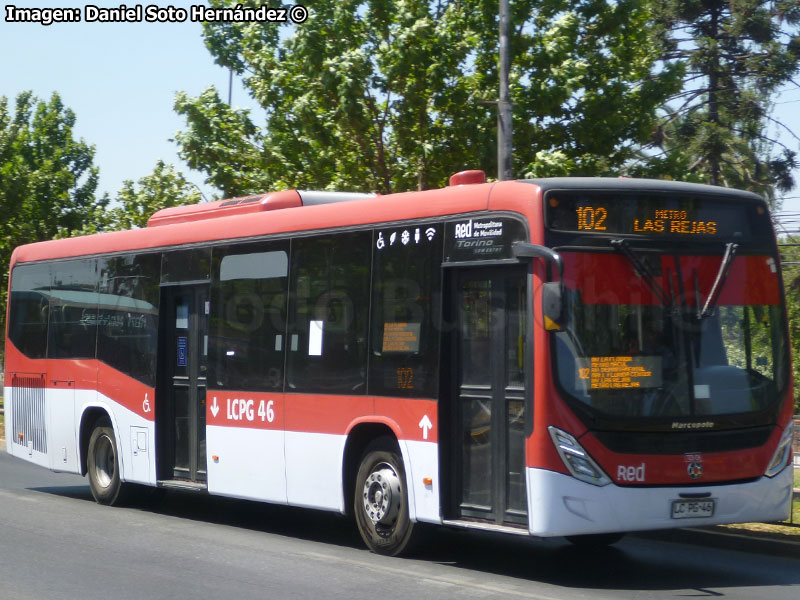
[698,242,738,319]
[610,239,672,306]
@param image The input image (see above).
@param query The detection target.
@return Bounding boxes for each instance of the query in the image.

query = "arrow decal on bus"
[419,414,433,440]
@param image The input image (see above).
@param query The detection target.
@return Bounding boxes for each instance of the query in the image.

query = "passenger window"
[8,263,52,359]
[48,260,99,359]
[286,232,371,393]
[209,242,289,391]
[369,224,443,397]
[97,254,161,386]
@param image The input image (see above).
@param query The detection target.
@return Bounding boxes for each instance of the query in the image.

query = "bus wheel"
[354,439,416,556]
[565,532,625,547]
[87,421,125,505]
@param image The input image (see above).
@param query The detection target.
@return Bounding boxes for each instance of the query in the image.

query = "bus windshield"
[553,250,789,421]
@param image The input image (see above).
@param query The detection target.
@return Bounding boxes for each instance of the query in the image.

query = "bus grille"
[11,374,47,454]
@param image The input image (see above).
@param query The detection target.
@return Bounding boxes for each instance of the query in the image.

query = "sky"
[1,1,799,214]
[0,1,256,202]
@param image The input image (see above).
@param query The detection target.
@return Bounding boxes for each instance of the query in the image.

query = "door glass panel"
[460,280,492,386]
[506,398,526,513]
[173,386,190,476]
[505,277,526,387]
[506,276,527,513]
[459,278,493,511]
[462,396,493,508]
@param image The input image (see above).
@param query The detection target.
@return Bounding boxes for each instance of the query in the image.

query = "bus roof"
[9,176,766,267]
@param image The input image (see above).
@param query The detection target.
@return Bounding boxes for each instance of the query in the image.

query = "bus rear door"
[157,285,209,484]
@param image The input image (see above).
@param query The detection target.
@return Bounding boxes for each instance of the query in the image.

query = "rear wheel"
[87,420,126,505]
[354,439,416,556]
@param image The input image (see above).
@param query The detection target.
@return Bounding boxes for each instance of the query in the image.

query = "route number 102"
[576,206,608,231]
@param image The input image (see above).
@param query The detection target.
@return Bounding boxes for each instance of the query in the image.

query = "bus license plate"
[671,499,715,519]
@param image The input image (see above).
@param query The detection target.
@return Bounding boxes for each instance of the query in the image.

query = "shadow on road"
[30,483,800,593]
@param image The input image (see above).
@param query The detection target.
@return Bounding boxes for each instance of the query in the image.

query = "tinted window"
[161,248,212,283]
[8,263,51,359]
[209,242,289,391]
[286,232,371,393]
[97,254,161,386]
[370,224,443,397]
[48,260,99,359]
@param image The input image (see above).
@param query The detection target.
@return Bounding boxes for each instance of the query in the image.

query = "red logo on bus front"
[616,463,646,482]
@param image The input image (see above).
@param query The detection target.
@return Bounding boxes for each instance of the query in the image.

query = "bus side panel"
[47,386,78,474]
[4,380,50,469]
[76,390,157,486]
[285,430,345,511]
[206,425,287,504]
[401,439,440,524]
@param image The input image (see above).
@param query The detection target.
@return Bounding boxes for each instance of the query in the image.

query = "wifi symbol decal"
[425,227,436,241]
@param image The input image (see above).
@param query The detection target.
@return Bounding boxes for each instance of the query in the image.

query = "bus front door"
[448,268,528,526]
[158,285,209,484]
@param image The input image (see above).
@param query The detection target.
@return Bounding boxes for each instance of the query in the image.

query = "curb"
[637,526,800,557]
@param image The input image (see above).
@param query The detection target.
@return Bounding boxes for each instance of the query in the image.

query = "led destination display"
[546,192,767,240]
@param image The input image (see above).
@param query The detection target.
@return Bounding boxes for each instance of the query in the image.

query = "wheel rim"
[362,462,402,528]
[93,434,115,489]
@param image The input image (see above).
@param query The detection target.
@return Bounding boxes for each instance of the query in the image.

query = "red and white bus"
[4,171,795,554]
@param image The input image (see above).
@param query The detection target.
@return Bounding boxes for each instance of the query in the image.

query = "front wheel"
[87,420,126,505]
[354,440,416,556]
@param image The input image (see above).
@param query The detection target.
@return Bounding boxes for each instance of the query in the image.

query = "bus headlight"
[548,426,611,487]
[764,423,794,478]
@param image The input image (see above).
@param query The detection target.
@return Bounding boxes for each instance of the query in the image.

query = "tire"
[565,532,625,547]
[87,420,126,505]
[354,438,417,556]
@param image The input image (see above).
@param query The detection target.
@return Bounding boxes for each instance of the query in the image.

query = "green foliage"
[175,0,679,195]
[107,160,203,230]
[0,91,105,339]
[781,244,800,413]
[514,0,684,177]
[640,0,800,204]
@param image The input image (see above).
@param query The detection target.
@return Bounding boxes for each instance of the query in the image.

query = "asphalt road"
[1,449,800,600]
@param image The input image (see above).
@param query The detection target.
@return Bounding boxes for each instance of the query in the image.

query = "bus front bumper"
[527,466,794,537]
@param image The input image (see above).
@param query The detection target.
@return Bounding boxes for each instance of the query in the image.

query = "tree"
[779,241,800,412]
[107,160,203,230]
[640,0,800,203]
[175,0,679,196]
[0,91,104,337]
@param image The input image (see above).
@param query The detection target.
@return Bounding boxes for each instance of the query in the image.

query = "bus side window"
[286,232,371,394]
[208,242,289,392]
[97,254,161,386]
[368,225,443,397]
[8,263,52,359]
[47,259,99,360]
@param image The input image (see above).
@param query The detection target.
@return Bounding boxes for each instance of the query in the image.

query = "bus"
[4,171,795,554]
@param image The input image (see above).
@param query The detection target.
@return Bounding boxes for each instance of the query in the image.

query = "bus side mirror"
[542,282,563,331]
[512,242,565,331]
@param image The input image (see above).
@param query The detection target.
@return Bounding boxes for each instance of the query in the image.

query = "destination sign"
[382,322,421,353]
[576,356,662,390]
[546,192,767,240]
